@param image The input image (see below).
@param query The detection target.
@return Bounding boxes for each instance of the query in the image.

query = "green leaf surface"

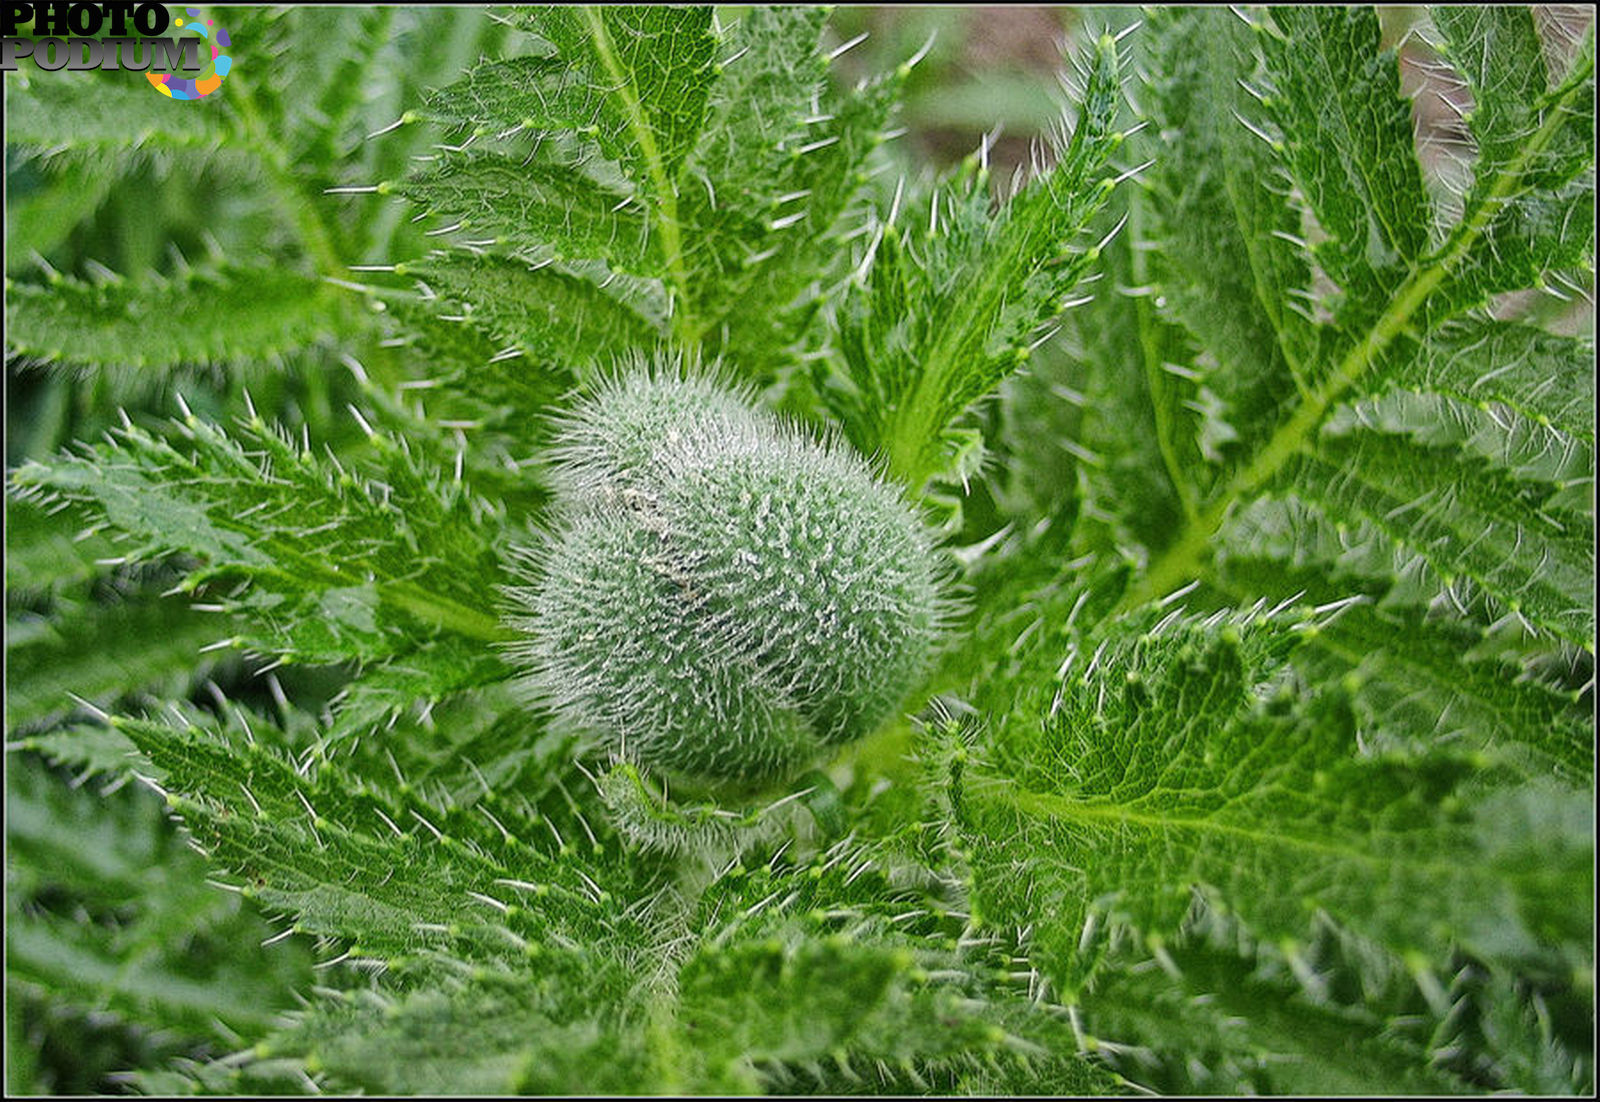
[1368,319,1596,442]
[830,30,1125,487]
[412,55,573,135]
[403,252,662,372]
[1262,6,1433,312]
[262,974,652,1096]
[1430,18,1594,317]
[5,267,359,371]
[1057,189,1209,553]
[391,154,662,275]
[6,753,314,1043]
[1141,6,1318,456]
[954,614,1592,994]
[5,6,1592,1095]
[699,66,904,375]
[3,495,117,595]
[1288,422,1594,644]
[514,5,719,189]
[5,593,221,730]
[4,162,118,272]
[1431,7,1553,187]
[3,67,229,153]
[1112,5,1595,623]
[115,711,633,966]
[1208,536,1592,784]
[676,8,900,363]
[11,724,145,780]
[1084,940,1474,1095]
[12,410,511,663]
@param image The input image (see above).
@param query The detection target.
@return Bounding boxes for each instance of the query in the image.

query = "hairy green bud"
[506,369,947,786]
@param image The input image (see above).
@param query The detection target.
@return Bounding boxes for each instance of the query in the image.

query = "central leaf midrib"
[977,773,1473,881]
[576,5,698,345]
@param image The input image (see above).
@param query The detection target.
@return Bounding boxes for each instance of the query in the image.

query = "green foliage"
[826,29,1126,488]
[12,406,513,748]
[952,611,1591,992]
[6,751,315,1092]
[5,4,1593,1097]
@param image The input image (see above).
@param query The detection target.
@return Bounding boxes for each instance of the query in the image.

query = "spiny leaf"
[1367,319,1596,442]
[411,55,573,136]
[6,909,296,1044]
[1111,4,1594,620]
[323,635,513,742]
[10,408,517,743]
[513,5,720,190]
[3,495,117,595]
[710,72,907,380]
[4,162,118,273]
[829,30,1126,487]
[677,9,901,366]
[5,593,222,730]
[5,266,361,371]
[1209,541,1591,784]
[254,973,653,1096]
[671,833,1123,1093]
[1430,8,1550,182]
[389,154,663,275]
[1474,967,1597,1093]
[1431,6,1592,211]
[1083,939,1474,1095]
[1140,6,1318,458]
[679,7,834,250]
[11,409,510,665]
[1051,190,1208,552]
[3,67,229,153]
[678,932,1025,1082]
[402,252,662,372]
[1441,164,1595,316]
[1429,18,1594,317]
[360,7,514,255]
[1261,6,1434,317]
[952,612,1593,995]
[329,682,565,825]
[11,724,145,781]
[115,711,635,967]
[1287,420,1593,645]
[258,6,398,168]
[6,754,314,1043]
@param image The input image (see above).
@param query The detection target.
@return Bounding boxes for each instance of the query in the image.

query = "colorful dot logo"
[148,8,232,100]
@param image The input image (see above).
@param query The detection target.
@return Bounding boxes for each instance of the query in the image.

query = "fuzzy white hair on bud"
[505,363,950,788]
